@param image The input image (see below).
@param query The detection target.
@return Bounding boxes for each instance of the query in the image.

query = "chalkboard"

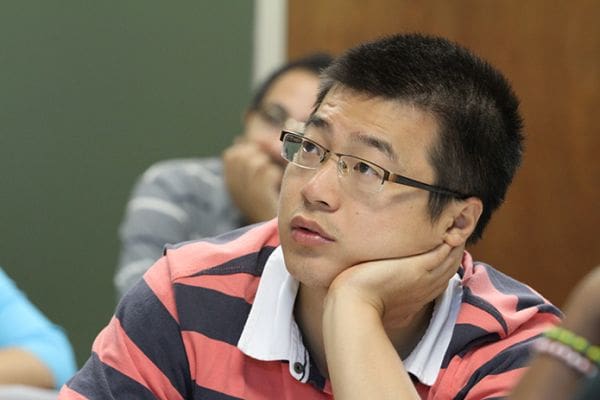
[0,1,253,366]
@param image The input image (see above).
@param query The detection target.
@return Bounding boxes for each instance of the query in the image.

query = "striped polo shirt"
[60,219,561,399]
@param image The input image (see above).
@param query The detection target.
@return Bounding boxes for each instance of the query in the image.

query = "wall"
[288,0,600,306]
[0,1,253,365]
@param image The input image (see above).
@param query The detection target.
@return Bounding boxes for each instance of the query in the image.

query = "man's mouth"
[290,216,335,243]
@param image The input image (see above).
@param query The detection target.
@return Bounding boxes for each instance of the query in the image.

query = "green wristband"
[545,327,600,366]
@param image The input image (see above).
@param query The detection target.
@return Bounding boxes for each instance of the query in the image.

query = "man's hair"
[248,53,333,112]
[316,33,524,244]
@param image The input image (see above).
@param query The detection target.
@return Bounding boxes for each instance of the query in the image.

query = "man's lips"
[290,216,335,242]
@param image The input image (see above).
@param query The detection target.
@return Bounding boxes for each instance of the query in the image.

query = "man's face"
[244,69,320,166]
[278,86,452,289]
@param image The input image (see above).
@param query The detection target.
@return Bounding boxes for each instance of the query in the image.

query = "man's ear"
[443,197,483,246]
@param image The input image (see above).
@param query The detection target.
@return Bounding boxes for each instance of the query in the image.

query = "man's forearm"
[0,347,54,388]
[323,288,419,400]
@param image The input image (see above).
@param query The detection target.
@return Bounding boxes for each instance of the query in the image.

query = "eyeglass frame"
[256,103,305,132]
[279,130,470,198]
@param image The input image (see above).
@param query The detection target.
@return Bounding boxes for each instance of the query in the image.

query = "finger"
[257,162,285,188]
[414,269,457,306]
[419,242,453,273]
[254,137,285,165]
[247,151,278,174]
[225,140,259,156]
[223,142,251,163]
[429,246,463,279]
[233,135,249,145]
[443,245,463,270]
[225,145,269,172]
[429,273,457,299]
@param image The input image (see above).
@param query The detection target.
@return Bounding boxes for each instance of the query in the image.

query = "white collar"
[237,246,463,386]
[237,247,310,382]
[404,272,463,385]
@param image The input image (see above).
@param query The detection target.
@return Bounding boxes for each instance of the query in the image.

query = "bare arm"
[0,347,54,388]
[323,288,419,399]
[323,244,463,399]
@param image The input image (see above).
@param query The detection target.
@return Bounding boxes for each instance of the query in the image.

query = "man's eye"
[301,141,320,154]
[260,105,289,127]
[354,161,381,177]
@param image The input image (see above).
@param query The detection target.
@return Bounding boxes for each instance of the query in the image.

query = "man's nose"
[299,157,341,211]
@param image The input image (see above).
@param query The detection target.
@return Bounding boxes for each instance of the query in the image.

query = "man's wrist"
[324,283,384,321]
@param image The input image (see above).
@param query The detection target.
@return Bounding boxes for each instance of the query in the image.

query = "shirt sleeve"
[431,328,547,400]
[61,257,191,399]
[114,162,192,298]
[0,268,77,389]
[114,158,243,300]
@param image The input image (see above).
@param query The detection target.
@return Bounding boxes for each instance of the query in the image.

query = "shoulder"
[0,267,15,292]
[0,267,29,313]
[116,220,281,343]
[0,267,55,330]
[143,157,223,177]
[125,220,281,314]
[135,157,224,190]
[87,222,282,398]
[126,157,229,216]
[0,268,27,326]
[164,219,281,281]
[458,255,561,336]
[431,253,562,398]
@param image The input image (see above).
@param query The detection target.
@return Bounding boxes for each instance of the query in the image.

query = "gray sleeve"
[114,161,193,298]
[114,158,244,299]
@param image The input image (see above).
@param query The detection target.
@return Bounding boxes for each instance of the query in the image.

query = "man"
[61,34,560,399]
[114,53,332,297]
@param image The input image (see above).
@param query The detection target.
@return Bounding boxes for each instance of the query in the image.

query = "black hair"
[316,33,524,244]
[248,53,333,112]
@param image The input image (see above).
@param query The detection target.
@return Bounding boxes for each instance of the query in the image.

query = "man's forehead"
[310,86,439,136]
[314,85,431,118]
[308,86,441,166]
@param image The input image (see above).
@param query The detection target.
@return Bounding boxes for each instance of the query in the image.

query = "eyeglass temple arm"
[281,130,469,199]
[389,173,469,198]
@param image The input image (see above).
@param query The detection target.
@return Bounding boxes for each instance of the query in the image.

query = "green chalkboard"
[0,1,253,366]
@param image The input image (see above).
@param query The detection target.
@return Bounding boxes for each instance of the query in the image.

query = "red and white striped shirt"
[60,219,561,399]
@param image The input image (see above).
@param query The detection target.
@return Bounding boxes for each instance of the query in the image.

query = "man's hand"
[327,243,463,329]
[223,138,283,224]
[322,243,464,400]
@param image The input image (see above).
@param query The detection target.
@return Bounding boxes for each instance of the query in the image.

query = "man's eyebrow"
[305,114,330,130]
[354,133,397,162]
[305,114,397,162]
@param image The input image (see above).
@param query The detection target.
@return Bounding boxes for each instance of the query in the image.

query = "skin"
[223,69,321,224]
[278,85,482,399]
[0,347,54,388]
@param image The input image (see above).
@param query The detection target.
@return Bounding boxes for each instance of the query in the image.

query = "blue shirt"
[0,267,77,388]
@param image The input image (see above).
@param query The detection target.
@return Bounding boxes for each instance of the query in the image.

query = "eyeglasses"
[280,130,468,197]
[257,104,304,132]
